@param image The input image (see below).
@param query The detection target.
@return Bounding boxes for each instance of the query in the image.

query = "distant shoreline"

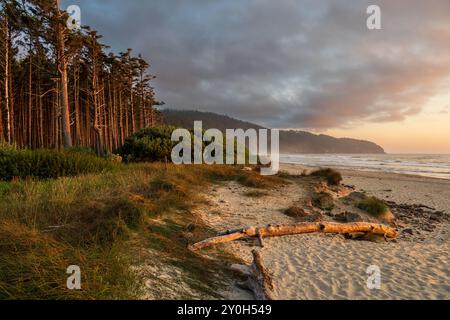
[279,153,450,181]
[281,162,450,181]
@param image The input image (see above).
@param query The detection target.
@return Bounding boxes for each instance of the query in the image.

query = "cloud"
[64,0,450,129]
[440,106,450,114]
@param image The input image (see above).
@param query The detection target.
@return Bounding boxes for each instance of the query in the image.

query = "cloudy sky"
[63,0,450,153]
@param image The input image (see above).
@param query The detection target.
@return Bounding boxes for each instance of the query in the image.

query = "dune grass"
[0,162,278,300]
[284,206,307,218]
[310,168,343,186]
[237,172,286,189]
[243,190,269,198]
[276,170,308,179]
[357,196,390,218]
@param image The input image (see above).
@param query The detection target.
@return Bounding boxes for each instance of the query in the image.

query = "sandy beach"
[281,163,450,213]
[196,164,450,300]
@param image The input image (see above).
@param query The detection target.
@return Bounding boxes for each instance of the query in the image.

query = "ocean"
[280,154,450,180]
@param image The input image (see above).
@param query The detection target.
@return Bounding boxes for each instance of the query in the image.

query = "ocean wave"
[280,154,450,180]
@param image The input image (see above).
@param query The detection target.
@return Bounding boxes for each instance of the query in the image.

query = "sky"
[62,0,450,153]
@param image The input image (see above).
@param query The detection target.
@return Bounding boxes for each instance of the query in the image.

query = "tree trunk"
[28,50,33,148]
[4,17,11,143]
[56,0,72,148]
[73,56,82,145]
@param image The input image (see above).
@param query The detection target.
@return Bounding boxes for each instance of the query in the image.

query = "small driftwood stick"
[218,228,248,236]
[257,228,265,248]
[251,250,274,300]
[234,250,275,300]
[188,222,397,252]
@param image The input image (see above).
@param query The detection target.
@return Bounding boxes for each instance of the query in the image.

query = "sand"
[197,164,450,300]
[282,163,450,212]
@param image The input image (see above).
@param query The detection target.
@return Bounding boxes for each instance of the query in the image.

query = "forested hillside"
[162,110,385,154]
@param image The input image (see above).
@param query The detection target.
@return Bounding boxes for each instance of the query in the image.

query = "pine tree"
[0,0,161,153]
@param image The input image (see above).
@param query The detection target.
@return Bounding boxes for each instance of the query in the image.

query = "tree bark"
[56,0,72,148]
[73,56,82,145]
[3,17,11,143]
[28,49,33,147]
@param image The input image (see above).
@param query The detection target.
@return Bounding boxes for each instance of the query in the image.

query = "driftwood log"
[232,250,275,300]
[189,222,397,252]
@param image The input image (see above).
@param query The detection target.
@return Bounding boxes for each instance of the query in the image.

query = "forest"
[0,0,162,155]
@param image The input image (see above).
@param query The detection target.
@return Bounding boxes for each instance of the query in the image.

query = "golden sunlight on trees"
[0,0,162,154]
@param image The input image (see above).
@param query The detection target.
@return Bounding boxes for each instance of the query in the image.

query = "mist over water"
[280,154,450,180]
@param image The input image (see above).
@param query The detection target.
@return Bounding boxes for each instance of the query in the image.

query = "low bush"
[0,146,118,181]
[284,206,308,217]
[118,126,179,163]
[357,196,390,217]
[312,192,335,210]
[118,126,253,165]
[311,168,343,186]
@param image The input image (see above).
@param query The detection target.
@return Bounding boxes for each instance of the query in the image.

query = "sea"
[279,154,450,180]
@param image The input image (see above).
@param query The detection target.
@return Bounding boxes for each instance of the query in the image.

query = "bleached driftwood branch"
[189,222,397,252]
[232,250,275,300]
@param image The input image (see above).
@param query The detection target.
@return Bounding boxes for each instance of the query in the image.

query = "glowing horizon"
[321,91,450,154]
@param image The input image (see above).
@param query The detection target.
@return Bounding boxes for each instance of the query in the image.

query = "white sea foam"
[280,154,450,180]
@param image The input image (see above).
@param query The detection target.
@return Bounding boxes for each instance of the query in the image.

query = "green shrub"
[357,197,390,217]
[119,125,251,164]
[311,168,343,186]
[0,146,118,181]
[119,126,186,163]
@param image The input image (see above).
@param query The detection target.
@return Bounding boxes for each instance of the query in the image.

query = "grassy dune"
[0,163,284,300]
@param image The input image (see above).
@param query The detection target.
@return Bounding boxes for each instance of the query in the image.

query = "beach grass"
[0,163,276,300]
[243,190,269,198]
[357,196,390,217]
[284,206,307,218]
[277,170,309,179]
[237,172,286,189]
[310,168,343,186]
